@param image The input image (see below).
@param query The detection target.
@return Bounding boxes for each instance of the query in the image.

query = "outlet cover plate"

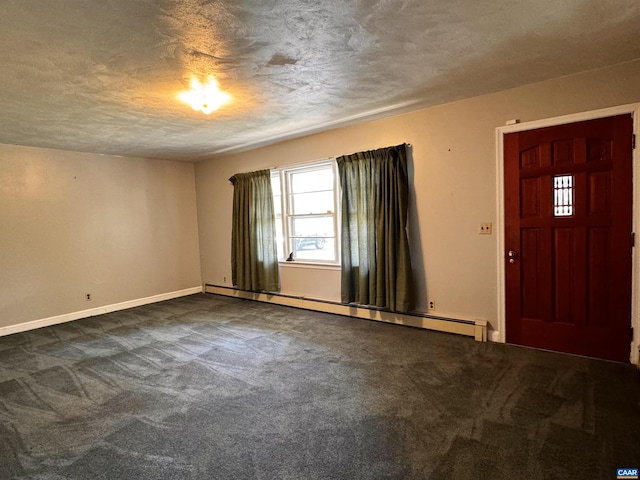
[479,222,493,235]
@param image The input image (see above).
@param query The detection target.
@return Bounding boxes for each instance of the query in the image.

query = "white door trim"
[494,103,640,364]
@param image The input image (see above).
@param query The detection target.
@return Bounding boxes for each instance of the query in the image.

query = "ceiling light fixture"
[178,76,231,114]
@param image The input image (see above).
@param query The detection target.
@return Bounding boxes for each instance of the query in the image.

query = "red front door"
[504,114,634,362]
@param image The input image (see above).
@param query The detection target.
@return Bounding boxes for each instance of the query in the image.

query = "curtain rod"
[232,143,412,178]
[270,143,412,170]
[228,156,334,183]
[269,156,335,171]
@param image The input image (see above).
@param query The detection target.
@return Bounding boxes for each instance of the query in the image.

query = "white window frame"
[272,160,340,266]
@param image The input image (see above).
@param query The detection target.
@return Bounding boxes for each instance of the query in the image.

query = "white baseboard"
[0,286,203,338]
[488,330,501,342]
[204,285,488,341]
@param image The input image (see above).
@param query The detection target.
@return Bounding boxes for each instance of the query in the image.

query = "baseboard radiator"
[204,284,487,342]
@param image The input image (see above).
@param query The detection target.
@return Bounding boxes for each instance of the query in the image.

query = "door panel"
[504,114,633,362]
[553,227,574,322]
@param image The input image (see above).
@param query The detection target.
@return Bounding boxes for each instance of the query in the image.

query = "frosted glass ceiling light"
[178,76,231,114]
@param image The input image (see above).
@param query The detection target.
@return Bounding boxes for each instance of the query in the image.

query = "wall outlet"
[428,300,436,310]
[85,293,92,301]
[223,276,227,284]
[478,222,493,235]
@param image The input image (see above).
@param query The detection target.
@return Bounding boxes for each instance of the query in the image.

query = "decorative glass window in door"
[553,175,574,217]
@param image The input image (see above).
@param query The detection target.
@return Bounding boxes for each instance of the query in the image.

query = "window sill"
[278,261,340,271]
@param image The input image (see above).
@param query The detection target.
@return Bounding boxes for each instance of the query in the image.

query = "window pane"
[290,167,333,194]
[271,170,281,216]
[293,238,336,261]
[270,173,281,196]
[553,174,574,217]
[290,191,334,215]
[273,194,281,216]
[290,216,334,238]
[274,213,284,260]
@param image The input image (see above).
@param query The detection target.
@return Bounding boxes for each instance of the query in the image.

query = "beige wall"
[0,145,202,327]
[196,59,640,331]
[3,60,637,339]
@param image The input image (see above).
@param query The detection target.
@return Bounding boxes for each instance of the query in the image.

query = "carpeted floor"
[0,293,638,479]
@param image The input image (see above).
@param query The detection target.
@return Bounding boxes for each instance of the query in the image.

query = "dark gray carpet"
[0,294,638,479]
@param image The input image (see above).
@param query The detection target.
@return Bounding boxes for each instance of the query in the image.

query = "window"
[271,161,339,264]
[553,174,574,217]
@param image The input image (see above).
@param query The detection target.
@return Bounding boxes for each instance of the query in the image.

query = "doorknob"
[507,250,518,264]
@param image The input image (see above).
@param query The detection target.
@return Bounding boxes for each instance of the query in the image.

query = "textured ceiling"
[0,0,639,161]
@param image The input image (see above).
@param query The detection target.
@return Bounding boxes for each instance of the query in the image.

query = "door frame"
[495,103,640,364]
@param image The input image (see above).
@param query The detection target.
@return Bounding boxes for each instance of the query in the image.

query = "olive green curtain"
[337,144,413,312]
[229,169,279,292]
